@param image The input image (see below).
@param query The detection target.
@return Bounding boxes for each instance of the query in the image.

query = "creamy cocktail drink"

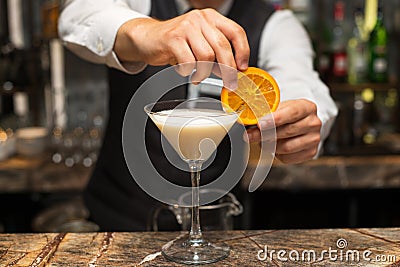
[144,98,240,264]
[149,109,238,161]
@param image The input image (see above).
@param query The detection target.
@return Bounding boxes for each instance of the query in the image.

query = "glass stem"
[188,160,203,243]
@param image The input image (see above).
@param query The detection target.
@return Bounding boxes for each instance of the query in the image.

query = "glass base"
[162,235,230,265]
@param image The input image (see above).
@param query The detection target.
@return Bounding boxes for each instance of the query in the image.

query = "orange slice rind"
[220,67,280,126]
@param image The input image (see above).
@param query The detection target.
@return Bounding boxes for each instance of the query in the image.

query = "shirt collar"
[175,0,234,15]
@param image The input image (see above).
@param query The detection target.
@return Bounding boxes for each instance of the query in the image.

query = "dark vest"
[84,0,275,231]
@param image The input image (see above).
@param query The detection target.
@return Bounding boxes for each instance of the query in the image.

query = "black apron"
[84,0,275,231]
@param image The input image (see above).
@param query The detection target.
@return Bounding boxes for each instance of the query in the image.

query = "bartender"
[58,0,338,231]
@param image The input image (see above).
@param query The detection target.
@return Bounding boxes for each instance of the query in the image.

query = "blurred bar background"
[0,0,400,233]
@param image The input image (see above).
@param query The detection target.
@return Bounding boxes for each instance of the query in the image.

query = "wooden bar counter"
[1,228,400,266]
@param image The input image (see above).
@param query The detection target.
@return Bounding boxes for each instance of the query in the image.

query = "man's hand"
[246,99,322,164]
[114,9,250,85]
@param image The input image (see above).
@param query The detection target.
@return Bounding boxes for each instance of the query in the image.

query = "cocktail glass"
[144,98,240,264]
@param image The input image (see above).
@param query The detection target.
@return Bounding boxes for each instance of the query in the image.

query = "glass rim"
[144,98,241,118]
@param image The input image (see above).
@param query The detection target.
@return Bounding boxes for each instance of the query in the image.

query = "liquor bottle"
[0,0,8,46]
[368,4,388,83]
[316,8,332,83]
[347,7,368,84]
[41,0,60,40]
[330,1,348,82]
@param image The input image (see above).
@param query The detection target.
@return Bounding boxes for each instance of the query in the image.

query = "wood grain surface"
[1,228,400,266]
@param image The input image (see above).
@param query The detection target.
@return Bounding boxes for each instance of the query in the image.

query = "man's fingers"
[207,61,238,90]
[278,100,317,126]
[244,127,260,143]
[191,62,213,85]
[243,99,322,164]
[244,127,276,143]
[275,133,320,155]
[218,25,250,71]
[212,13,250,70]
[170,39,196,76]
[219,63,238,90]
[171,9,248,87]
[211,63,222,78]
[276,147,318,164]
[186,28,215,83]
[276,115,321,139]
[200,18,238,88]
[257,113,275,130]
[258,100,318,129]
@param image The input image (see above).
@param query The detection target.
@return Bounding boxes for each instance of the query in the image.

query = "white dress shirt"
[58,0,338,155]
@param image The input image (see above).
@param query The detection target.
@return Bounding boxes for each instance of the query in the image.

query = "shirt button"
[97,38,104,53]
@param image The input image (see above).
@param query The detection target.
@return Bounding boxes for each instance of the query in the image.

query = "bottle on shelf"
[330,1,348,83]
[41,0,60,40]
[316,16,332,83]
[347,7,369,84]
[368,3,388,83]
[13,91,31,128]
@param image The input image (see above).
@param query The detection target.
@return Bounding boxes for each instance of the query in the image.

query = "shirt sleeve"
[258,10,338,157]
[58,0,151,74]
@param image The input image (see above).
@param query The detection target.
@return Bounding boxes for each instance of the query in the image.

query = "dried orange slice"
[220,67,280,125]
